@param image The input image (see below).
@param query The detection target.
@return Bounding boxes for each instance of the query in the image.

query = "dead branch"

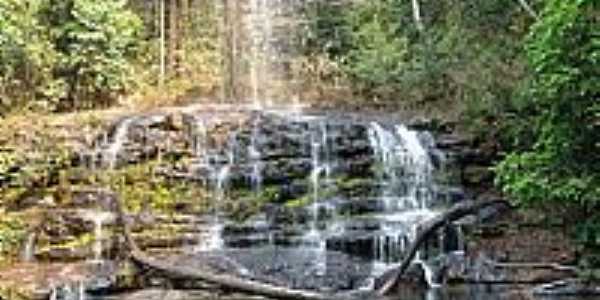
[374,199,512,295]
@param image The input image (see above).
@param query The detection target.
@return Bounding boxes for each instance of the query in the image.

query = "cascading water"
[224,0,299,107]
[306,123,327,273]
[79,210,114,265]
[195,130,239,253]
[396,124,433,210]
[248,117,263,193]
[366,122,439,274]
[102,117,135,169]
[20,232,36,262]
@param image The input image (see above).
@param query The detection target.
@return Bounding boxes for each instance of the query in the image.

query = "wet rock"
[69,190,118,211]
[408,117,453,133]
[215,247,374,292]
[326,232,378,259]
[96,289,194,300]
[435,186,466,204]
[463,166,494,186]
[436,134,470,150]
[533,279,600,296]
[263,204,309,225]
[36,246,90,262]
[337,198,385,215]
[163,113,185,131]
[135,234,198,249]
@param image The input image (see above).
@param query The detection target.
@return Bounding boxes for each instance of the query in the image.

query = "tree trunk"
[516,0,539,20]
[160,0,166,87]
[411,0,424,32]
[180,0,189,75]
[168,0,179,75]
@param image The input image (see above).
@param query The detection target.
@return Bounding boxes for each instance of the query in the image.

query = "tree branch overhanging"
[516,0,539,20]
[374,199,513,295]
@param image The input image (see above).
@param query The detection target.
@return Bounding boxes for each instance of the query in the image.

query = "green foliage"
[303,0,534,109]
[343,3,409,95]
[496,0,600,208]
[0,0,143,113]
[0,0,58,111]
[0,212,25,260]
[45,0,143,109]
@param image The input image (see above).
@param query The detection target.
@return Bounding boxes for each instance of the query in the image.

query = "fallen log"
[374,199,512,295]
[114,196,346,300]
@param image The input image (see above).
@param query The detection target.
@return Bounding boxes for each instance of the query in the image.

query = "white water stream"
[102,118,135,169]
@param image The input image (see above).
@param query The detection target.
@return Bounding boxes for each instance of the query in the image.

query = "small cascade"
[21,232,36,262]
[366,122,440,267]
[93,217,104,263]
[92,212,113,264]
[248,117,263,192]
[396,124,433,210]
[78,210,114,265]
[102,117,135,169]
[193,119,209,160]
[48,281,88,300]
[196,129,240,252]
[309,127,320,233]
[414,258,443,288]
[320,121,332,184]
[367,122,401,210]
[196,222,225,252]
[301,120,333,275]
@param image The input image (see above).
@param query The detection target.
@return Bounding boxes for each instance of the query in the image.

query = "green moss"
[0,213,26,262]
[285,195,312,208]
[100,162,208,214]
[0,286,29,300]
[334,176,371,190]
[37,233,94,253]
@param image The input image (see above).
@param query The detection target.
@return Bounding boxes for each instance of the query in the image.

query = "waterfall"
[414,258,442,288]
[367,122,438,266]
[368,122,435,210]
[21,232,36,262]
[249,117,263,192]
[196,130,239,252]
[221,0,296,106]
[309,129,322,233]
[320,121,332,183]
[247,0,273,107]
[79,210,114,265]
[248,0,263,108]
[93,217,103,263]
[305,121,330,275]
[396,124,433,210]
[102,117,135,169]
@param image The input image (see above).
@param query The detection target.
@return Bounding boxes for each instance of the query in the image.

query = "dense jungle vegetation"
[0,0,598,267]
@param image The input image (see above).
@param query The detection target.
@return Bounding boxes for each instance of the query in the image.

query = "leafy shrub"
[0,213,25,260]
[495,0,599,208]
[44,0,143,109]
[0,0,59,112]
[0,0,143,113]
[301,0,533,110]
